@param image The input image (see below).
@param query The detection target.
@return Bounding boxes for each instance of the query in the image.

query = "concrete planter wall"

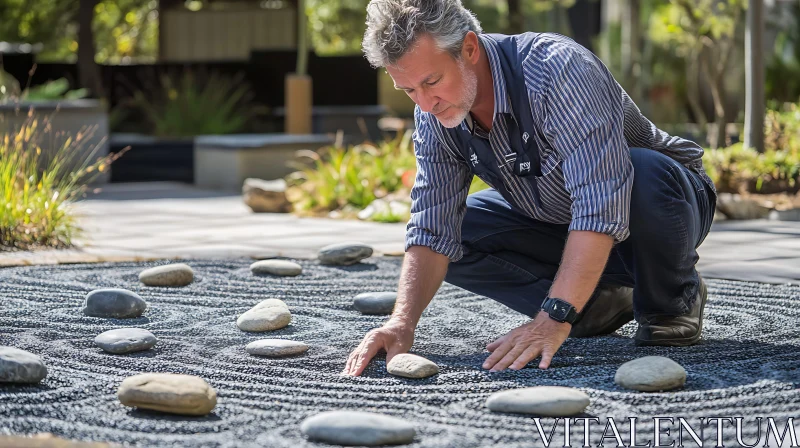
[194,134,334,191]
[0,99,110,184]
[274,105,387,144]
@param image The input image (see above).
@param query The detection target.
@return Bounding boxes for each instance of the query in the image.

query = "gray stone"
[250,259,302,276]
[0,346,47,384]
[83,289,147,318]
[486,386,590,416]
[243,178,292,213]
[386,353,439,379]
[138,263,194,287]
[300,410,415,446]
[118,373,217,416]
[353,291,396,315]
[716,193,771,220]
[318,242,373,266]
[236,299,291,332]
[245,339,308,357]
[614,356,687,392]
[94,328,157,354]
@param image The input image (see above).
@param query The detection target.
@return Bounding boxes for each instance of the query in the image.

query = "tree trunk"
[744,0,765,152]
[77,0,103,98]
[685,52,707,129]
[621,0,641,101]
[506,0,524,34]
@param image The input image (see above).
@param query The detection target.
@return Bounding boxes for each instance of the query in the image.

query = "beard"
[433,59,478,129]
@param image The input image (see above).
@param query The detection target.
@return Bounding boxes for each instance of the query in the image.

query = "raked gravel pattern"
[0,258,799,447]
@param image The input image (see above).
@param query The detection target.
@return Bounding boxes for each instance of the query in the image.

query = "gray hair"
[362,0,483,68]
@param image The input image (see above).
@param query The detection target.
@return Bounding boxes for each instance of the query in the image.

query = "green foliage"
[0,0,158,63]
[21,78,89,101]
[765,102,800,154]
[0,112,127,250]
[122,71,261,138]
[286,131,417,214]
[766,1,800,103]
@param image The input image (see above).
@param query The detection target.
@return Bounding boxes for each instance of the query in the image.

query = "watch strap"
[541,297,579,324]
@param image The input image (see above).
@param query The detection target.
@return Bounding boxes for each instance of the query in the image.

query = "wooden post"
[744,0,765,153]
[285,0,312,134]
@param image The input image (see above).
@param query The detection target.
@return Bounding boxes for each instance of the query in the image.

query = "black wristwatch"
[540,297,579,324]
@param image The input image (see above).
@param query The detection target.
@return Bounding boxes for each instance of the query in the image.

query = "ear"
[461,31,480,65]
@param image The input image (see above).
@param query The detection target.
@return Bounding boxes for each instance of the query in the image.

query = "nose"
[414,90,438,114]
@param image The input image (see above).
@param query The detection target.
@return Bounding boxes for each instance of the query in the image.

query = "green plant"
[22,78,89,101]
[703,143,800,193]
[286,130,417,214]
[0,112,127,250]
[124,70,261,138]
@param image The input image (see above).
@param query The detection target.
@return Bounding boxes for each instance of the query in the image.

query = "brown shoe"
[634,276,707,347]
[569,284,634,338]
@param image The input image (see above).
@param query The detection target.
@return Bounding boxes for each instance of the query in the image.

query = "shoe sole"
[634,280,708,347]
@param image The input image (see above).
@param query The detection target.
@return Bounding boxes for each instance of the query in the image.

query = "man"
[342,0,716,377]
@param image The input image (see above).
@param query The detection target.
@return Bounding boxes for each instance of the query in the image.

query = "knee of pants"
[627,148,693,240]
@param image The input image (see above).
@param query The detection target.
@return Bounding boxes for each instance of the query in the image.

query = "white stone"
[117,373,217,416]
[318,242,373,266]
[236,299,291,332]
[94,328,157,354]
[245,339,308,357]
[386,353,439,379]
[0,347,47,384]
[301,410,415,446]
[486,386,590,416]
[250,259,302,276]
[138,263,194,287]
[614,356,687,392]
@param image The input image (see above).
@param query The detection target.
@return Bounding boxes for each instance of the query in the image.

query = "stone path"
[1,182,798,284]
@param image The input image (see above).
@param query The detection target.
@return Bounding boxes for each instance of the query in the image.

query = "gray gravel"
[0,258,799,447]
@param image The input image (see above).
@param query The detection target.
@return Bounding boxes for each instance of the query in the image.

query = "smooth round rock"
[614,356,687,392]
[250,259,302,276]
[245,339,308,357]
[138,263,194,287]
[94,328,157,354]
[301,410,415,446]
[0,346,47,384]
[236,299,291,332]
[353,291,397,315]
[318,242,373,266]
[486,386,590,416]
[118,373,217,416]
[387,353,439,379]
[83,289,147,318]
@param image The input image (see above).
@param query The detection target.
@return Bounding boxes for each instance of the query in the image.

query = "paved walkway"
[1,182,798,284]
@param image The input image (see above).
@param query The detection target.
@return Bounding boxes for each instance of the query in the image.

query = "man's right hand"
[341,319,415,376]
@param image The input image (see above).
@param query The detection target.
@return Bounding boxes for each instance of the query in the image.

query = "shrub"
[0,111,127,250]
[703,143,800,194]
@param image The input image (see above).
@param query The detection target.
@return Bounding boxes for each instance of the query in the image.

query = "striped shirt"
[407,32,713,262]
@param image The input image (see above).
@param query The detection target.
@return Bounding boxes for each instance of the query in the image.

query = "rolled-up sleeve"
[534,40,634,242]
[405,106,473,262]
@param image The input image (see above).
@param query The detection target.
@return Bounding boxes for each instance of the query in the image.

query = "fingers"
[489,344,527,372]
[510,346,541,370]
[342,339,367,376]
[486,334,509,352]
[538,348,554,369]
[342,333,383,377]
[482,339,513,370]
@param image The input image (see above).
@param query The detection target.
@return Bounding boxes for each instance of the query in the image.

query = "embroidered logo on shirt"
[522,132,530,143]
[469,153,479,166]
[520,161,531,173]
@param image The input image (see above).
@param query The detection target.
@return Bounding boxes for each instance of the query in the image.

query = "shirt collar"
[460,34,512,133]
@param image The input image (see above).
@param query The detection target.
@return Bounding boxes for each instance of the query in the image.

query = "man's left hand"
[483,310,571,371]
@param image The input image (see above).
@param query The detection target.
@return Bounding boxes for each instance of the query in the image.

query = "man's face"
[386,34,478,128]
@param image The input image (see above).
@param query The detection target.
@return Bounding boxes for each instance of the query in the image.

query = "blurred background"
[1,0,799,253]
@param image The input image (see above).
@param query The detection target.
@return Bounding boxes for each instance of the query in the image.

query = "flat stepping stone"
[139,263,194,287]
[353,291,397,315]
[245,339,308,357]
[94,328,157,354]
[614,356,687,392]
[117,373,217,416]
[0,346,47,384]
[250,259,302,276]
[387,353,439,379]
[301,410,415,446]
[486,386,590,416]
[236,299,291,332]
[318,242,373,266]
[83,288,147,318]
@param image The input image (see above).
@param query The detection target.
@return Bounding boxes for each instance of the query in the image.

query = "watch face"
[549,300,570,321]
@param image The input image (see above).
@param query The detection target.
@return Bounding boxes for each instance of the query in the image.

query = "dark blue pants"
[443,148,717,322]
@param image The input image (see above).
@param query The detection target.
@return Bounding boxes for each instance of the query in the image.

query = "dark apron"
[443,32,545,210]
